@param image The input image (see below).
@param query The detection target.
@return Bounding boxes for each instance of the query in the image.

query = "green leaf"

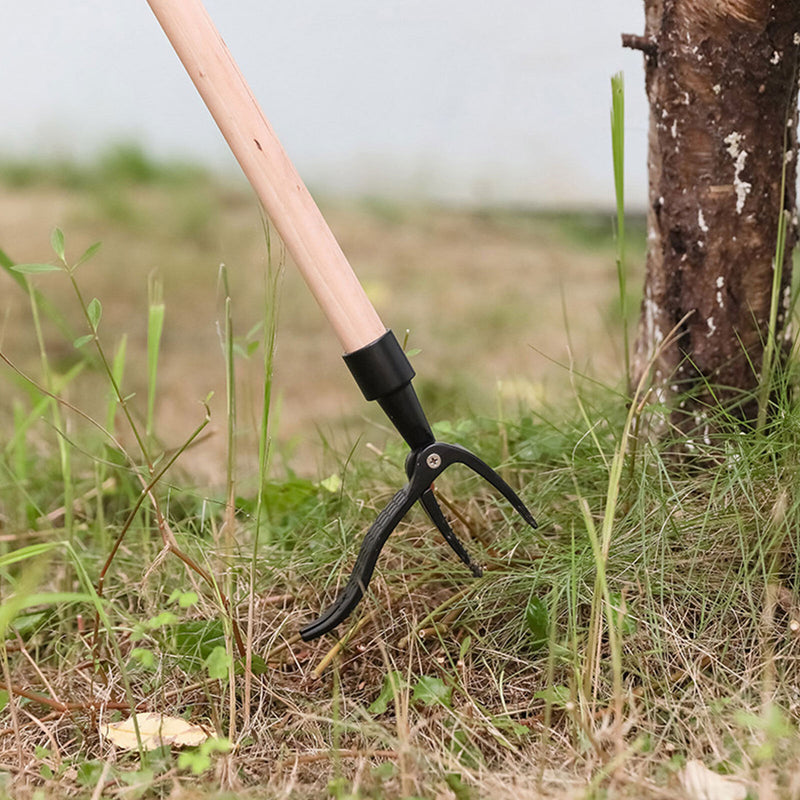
[248,653,270,675]
[411,675,452,708]
[179,592,199,608]
[445,772,473,800]
[120,767,154,788]
[490,714,530,738]
[131,648,156,670]
[74,241,102,269]
[327,777,353,799]
[11,263,62,274]
[608,591,637,635]
[205,645,231,681]
[371,762,396,782]
[168,589,199,609]
[73,334,94,349]
[369,670,404,715]
[451,728,480,769]
[177,738,231,775]
[534,684,571,708]
[0,690,8,714]
[232,339,261,360]
[8,611,48,641]
[146,291,165,436]
[524,595,549,650]
[0,542,56,568]
[20,591,93,609]
[77,760,110,788]
[147,611,179,629]
[318,473,342,494]
[51,228,65,262]
[173,618,225,668]
[87,298,102,331]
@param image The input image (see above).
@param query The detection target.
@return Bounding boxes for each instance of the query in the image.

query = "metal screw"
[426,453,442,470]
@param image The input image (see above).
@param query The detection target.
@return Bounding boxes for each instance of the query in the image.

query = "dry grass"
[3,431,800,800]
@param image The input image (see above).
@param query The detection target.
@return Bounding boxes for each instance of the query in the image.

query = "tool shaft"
[146,0,386,353]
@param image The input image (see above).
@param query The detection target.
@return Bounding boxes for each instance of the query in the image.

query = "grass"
[1,149,799,800]
[0,144,207,192]
[610,72,629,390]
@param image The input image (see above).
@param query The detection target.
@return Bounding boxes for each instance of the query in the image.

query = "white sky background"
[2,1,648,208]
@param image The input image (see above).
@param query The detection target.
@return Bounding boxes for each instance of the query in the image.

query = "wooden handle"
[145,0,386,353]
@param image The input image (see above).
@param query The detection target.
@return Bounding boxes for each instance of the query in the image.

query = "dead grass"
[3,390,800,799]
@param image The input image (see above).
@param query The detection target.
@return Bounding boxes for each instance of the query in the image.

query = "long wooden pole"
[145,0,386,354]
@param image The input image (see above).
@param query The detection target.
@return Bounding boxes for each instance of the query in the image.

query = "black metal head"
[299,439,537,640]
[299,330,537,641]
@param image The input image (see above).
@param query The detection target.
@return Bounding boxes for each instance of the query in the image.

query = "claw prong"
[300,440,536,640]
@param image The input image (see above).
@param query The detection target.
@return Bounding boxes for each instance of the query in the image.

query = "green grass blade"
[0,542,57,568]
[610,71,629,388]
[757,118,791,430]
[106,334,128,434]
[147,274,166,439]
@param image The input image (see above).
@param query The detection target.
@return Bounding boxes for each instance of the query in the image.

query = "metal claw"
[299,441,537,641]
[419,488,482,578]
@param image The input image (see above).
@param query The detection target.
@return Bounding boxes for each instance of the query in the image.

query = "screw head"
[426,453,442,470]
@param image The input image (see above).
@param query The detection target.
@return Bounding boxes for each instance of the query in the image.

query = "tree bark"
[628,0,800,434]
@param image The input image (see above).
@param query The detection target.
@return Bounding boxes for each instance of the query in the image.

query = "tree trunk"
[627,0,800,434]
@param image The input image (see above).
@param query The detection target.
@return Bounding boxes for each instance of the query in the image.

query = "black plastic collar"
[343,330,433,450]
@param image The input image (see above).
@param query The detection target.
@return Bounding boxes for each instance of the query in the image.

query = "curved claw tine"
[419,489,482,577]
[300,482,419,641]
[441,443,538,529]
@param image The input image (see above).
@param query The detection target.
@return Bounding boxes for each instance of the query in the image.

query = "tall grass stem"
[756,122,791,431]
[28,284,74,546]
[147,274,166,440]
[245,224,282,726]
[610,72,629,389]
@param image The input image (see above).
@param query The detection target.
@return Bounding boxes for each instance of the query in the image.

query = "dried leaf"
[679,759,747,800]
[102,713,209,751]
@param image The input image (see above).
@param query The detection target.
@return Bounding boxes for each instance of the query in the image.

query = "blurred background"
[3,0,648,207]
[1,1,650,484]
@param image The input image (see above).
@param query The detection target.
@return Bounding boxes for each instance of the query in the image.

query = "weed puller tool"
[146,0,537,640]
